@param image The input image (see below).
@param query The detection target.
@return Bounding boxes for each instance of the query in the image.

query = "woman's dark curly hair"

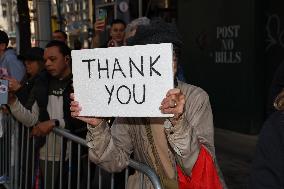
[126,18,183,58]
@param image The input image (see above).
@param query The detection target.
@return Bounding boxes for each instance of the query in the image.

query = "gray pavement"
[215,128,258,189]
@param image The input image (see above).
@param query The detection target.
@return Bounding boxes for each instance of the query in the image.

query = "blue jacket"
[0,48,25,81]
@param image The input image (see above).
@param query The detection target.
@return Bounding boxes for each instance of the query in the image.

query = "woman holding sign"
[71,19,226,189]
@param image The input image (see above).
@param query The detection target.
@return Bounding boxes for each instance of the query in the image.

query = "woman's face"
[110,23,125,43]
[25,60,41,77]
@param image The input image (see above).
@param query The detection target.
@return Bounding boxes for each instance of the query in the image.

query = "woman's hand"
[160,88,185,125]
[70,93,104,126]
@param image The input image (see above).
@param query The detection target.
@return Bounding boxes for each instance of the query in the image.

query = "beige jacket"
[86,81,226,189]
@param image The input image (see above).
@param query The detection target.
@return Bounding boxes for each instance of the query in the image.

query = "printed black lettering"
[150,55,161,76]
[82,59,96,78]
[129,56,144,78]
[112,58,126,79]
[116,85,131,104]
[105,85,114,105]
[98,59,109,79]
[133,84,145,104]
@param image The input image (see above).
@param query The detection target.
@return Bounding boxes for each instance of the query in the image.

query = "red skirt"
[177,145,223,189]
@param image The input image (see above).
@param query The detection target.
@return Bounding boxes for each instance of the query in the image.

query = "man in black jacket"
[249,110,284,188]
[9,40,86,189]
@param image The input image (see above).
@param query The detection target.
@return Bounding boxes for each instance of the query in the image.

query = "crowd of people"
[1,14,284,189]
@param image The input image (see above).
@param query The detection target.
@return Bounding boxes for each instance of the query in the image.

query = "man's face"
[110,23,125,43]
[44,46,70,79]
[25,60,41,77]
[52,32,67,43]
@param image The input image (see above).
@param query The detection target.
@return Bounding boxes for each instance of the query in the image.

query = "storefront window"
[51,0,93,48]
[82,1,87,9]
[83,12,87,20]
[65,4,70,12]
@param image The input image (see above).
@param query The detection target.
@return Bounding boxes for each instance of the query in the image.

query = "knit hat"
[126,18,183,48]
[0,30,9,46]
[23,47,44,61]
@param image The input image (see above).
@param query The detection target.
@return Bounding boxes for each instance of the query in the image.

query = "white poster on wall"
[72,43,174,117]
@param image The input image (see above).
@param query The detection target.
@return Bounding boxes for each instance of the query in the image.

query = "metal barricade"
[0,113,20,189]
[0,115,162,189]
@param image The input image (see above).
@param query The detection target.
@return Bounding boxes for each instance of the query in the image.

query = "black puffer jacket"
[249,111,284,188]
[27,70,87,138]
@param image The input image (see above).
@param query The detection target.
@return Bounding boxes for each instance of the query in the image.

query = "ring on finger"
[170,100,177,108]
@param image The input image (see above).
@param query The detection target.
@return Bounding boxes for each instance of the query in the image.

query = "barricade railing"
[0,113,20,189]
[0,114,162,189]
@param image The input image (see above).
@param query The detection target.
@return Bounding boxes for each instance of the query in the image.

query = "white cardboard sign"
[72,43,174,117]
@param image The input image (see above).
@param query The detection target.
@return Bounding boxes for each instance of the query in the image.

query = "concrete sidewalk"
[215,128,258,189]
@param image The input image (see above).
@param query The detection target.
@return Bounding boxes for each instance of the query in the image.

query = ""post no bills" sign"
[72,43,174,117]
